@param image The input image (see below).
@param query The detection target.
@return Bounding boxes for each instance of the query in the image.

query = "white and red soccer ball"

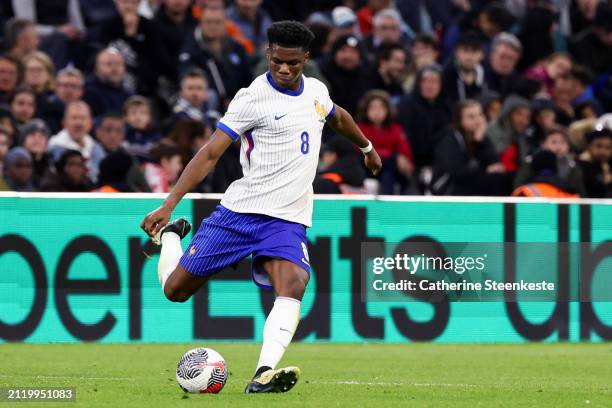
[176,347,228,394]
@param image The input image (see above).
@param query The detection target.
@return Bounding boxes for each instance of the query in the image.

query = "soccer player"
[140,20,382,394]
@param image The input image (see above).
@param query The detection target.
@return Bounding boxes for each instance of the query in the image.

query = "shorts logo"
[189,245,196,256]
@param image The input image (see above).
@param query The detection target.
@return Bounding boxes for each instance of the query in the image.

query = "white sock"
[157,232,183,290]
[256,296,301,372]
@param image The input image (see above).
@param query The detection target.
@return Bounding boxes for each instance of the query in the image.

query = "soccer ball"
[176,347,228,394]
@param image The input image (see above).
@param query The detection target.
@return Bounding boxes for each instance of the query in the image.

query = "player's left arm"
[326,104,382,176]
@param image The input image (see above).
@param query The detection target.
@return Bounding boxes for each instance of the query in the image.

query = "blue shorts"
[179,205,311,290]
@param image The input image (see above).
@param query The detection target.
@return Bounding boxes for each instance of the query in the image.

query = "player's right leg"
[152,206,256,302]
[152,217,208,302]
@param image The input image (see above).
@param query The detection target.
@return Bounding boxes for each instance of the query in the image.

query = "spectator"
[569,2,612,75]
[552,72,577,126]
[525,52,573,97]
[529,97,559,143]
[356,89,414,194]
[566,65,603,114]
[328,6,360,47]
[475,2,515,49]
[94,112,151,192]
[570,0,601,35]
[398,64,451,169]
[153,0,198,80]
[314,136,366,194]
[368,42,408,101]
[512,149,579,198]
[442,1,514,59]
[514,128,586,196]
[515,4,558,71]
[179,4,252,105]
[433,100,509,196]
[10,87,37,127]
[95,112,126,154]
[83,47,132,118]
[172,68,220,126]
[11,0,86,69]
[48,101,105,181]
[484,32,523,98]
[575,100,600,120]
[4,18,40,60]
[363,8,411,58]
[22,51,55,103]
[487,94,533,172]
[18,118,52,187]
[403,33,439,93]
[143,142,183,192]
[39,66,84,133]
[0,129,10,177]
[0,146,34,191]
[164,118,209,167]
[0,54,20,103]
[226,0,273,50]
[93,149,136,192]
[477,90,503,124]
[0,107,17,147]
[122,95,162,160]
[97,0,171,96]
[577,128,612,197]
[163,117,240,193]
[442,31,486,104]
[356,0,393,35]
[319,35,370,115]
[39,149,94,192]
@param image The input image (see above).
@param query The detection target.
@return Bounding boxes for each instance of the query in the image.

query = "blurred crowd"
[0,0,611,198]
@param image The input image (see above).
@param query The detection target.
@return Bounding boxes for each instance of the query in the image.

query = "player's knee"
[285,269,309,299]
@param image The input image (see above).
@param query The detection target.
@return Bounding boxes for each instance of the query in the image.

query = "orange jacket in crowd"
[511,183,579,198]
[192,5,256,55]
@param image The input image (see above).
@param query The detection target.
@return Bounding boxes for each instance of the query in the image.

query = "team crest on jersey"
[314,99,327,122]
[189,245,196,256]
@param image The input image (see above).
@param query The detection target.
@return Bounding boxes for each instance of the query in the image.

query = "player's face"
[267,45,309,90]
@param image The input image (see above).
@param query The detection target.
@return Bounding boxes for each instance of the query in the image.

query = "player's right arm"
[140,129,234,237]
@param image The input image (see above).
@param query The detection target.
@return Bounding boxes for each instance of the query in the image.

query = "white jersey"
[217,72,335,227]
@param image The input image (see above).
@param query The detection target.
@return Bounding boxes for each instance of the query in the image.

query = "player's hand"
[364,149,382,176]
[140,205,172,237]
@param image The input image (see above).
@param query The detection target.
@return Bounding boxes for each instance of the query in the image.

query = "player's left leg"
[245,259,309,393]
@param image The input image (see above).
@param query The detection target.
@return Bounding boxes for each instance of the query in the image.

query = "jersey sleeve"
[321,83,336,121]
[216,88,259,140]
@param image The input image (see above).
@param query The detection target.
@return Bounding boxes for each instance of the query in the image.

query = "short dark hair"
[481,3,515,32]
[149,143,180,164]
[412,33,438,49]
[4,18,35,49]
[356,89,396,127]
[96,111,124,129]
[569,65,594,86]
[456,31,483,50]
[543,127,569,143]
[586,128,612,144]
[56,149,84,173]
[180,67,208,85]
[267,21,315,50]
[376,42,406,64]
[10,86,36,103]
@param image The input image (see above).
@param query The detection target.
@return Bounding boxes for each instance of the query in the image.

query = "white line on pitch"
[0,374,135,381]
[311,380,482,387]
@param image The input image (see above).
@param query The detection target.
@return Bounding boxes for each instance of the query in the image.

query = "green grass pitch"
[0,343,611,407]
